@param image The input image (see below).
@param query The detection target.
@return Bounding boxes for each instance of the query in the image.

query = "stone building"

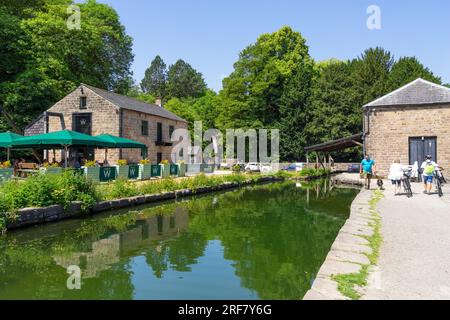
[305,78,450,176]
[25,84,188,164]
[363,78,450,176]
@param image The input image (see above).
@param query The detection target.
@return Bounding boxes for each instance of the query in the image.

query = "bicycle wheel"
[405,179,413,198]
[436,178,443,197]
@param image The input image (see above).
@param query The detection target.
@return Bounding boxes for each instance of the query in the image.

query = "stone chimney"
[155,97,162,107]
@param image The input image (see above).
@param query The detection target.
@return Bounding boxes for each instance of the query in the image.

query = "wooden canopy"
[304,133,363,153]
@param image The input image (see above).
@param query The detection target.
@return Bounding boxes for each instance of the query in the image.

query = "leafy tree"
[351,47,394,107]
[445,83,450,88]
[166,59,207,99]
[0,0,134,131]
[140,55,167,98]
[216,26,315,160]
[387,56,441,90]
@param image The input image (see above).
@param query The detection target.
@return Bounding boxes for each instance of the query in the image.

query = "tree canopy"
[0,0,134,131]
[140,55,167,98]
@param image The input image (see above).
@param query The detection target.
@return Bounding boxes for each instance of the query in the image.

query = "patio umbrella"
[95,134,147,162]
[0,131,23,160]
[13,130,115,167]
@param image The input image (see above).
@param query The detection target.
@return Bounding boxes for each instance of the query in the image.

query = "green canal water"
[0,180,358,300]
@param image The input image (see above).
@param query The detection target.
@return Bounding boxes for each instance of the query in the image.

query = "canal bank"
[304,173,381,300]
[5,175,283,231]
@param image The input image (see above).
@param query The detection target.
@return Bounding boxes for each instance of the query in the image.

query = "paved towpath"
[364,180,450,299]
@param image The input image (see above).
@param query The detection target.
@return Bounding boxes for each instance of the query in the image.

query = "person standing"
[420,155,438,194]
[360,155,376,190]
[388,159,404,195]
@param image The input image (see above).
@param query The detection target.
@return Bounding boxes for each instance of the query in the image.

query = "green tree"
[351,47,394,107]
[387,56,441,90]
[166,59,207,99]
[0,0,134,131]
[140,55,167,98]
[216,26,315,160]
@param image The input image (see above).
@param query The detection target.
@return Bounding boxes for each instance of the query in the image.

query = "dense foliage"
[0,0,134,132]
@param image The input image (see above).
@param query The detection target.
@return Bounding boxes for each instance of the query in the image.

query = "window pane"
[157,123,162,141]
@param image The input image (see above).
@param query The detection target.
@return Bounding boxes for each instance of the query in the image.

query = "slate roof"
[83,84,187,122]
[363,78,450,108]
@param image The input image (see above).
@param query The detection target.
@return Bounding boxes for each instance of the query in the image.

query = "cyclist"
[420,155,439,194]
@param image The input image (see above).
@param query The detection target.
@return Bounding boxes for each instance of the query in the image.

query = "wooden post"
[7,148,10,161]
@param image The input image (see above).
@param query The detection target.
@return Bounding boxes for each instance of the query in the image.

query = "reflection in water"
[0,181,358,300]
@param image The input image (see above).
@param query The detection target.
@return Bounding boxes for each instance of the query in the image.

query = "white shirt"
[388,163,404,181]
[421,161,438,176]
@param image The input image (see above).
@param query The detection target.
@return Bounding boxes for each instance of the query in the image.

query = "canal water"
[0,180,358,300]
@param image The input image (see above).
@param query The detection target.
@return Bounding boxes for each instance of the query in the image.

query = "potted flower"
[0,161,13,182]
[177,160,186,177]
[116,159,129,179]
[159,159,170,178]
[139,159,151,180]
[84,160,101,182]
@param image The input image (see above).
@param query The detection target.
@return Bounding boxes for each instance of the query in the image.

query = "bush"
[0,171,99,215]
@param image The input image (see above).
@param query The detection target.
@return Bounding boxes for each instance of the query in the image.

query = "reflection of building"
[25,84,188,164]
[53,207,189,277]
[121,207,189,255]
[54,234,121,278]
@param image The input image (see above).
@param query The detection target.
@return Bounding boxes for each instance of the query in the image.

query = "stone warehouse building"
[363,78,450,176]
[305,78,450,176]
[25,84,188,164]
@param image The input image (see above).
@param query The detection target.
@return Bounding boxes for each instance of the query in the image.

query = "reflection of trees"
[0,181,358,300]
[184,182,358,299]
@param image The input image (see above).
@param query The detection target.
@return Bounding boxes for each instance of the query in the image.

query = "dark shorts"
[391,180,401,186]
[423,175,433,184]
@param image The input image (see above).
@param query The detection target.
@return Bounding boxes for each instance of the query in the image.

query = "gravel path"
[364,180,450,300]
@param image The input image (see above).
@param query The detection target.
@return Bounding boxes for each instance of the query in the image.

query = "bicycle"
[434,168,445,197]
[402,167,413,198]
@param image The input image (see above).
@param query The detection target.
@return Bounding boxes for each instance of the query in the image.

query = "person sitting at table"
[102,158,109,166]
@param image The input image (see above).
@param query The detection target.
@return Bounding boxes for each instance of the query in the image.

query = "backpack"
[424,163,435,175]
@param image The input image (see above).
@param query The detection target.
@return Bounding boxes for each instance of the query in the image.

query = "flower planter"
[169,164,179,176]
[84,167,101,182]
[150,164,162,178]
[177,163,186,177]
[186,164,201,174]
[40,167,63,175]
[116,165,129,180]
[202,164,215,173]
[128,165,140,180]
[0,168,13,182]
[99,166,117,182]
[160,164,170,178]
[139,164,152,180]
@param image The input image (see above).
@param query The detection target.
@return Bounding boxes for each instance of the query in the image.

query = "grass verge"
[331,190,384,300]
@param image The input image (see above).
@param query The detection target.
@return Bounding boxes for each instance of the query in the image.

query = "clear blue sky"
[97,0,450,91]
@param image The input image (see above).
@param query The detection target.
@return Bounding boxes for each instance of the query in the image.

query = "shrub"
[0,171,99,215]
[140,159,150,164]
[105,179,138,199]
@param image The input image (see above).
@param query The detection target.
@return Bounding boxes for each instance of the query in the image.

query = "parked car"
[260,163,273,173]
[282,163,305,172]
[348,164,360,173]
[294,162,306,172]
[282,164,297,171]
[245,162,261,172]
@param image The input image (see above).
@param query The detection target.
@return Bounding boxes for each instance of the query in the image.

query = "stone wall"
[365,104,450,176]
[121,109,187,164]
